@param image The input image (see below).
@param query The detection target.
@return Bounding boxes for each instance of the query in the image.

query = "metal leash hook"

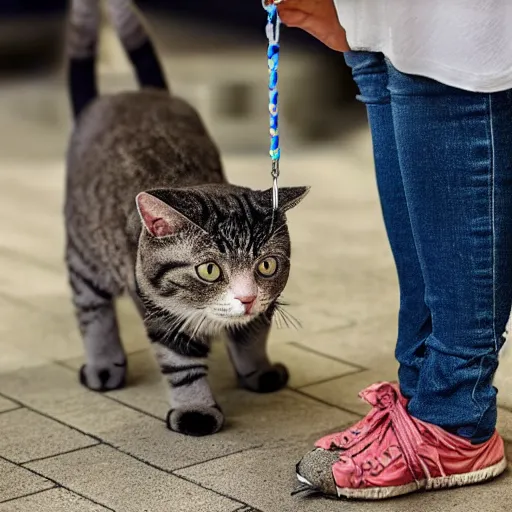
[271,160,279,210]
[263,0,282,212]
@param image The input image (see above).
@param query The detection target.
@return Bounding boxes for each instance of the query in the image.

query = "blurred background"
[0,0,364,161]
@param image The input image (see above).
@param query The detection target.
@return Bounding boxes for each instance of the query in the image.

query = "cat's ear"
[261,186,310,212]
[136,192,189,237]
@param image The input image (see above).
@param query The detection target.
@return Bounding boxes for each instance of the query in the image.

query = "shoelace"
[332,383,447,485]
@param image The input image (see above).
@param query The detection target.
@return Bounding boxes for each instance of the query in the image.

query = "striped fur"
[65,0,308,436]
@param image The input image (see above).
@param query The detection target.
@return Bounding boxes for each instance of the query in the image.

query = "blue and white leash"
[263,0,282,211]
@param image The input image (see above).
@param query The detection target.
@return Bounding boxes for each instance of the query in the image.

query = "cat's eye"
[196,262,221,282]
[257,257,278,277]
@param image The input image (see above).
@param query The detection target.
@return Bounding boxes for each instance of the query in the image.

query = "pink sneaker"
[296,382,507,500]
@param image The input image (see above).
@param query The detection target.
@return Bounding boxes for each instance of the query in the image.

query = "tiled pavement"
[2,69,512,512]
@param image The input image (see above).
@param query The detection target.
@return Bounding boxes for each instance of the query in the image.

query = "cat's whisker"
[273,309,285,329]
[143,308,167,323]
[274,302,302,330]
[275,298,293,307]
[191,315,208,339]
[165,309,191,339]
[274,307,286,329]
[176,312,197,338]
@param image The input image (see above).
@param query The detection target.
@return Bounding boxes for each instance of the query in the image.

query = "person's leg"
[295,56,510,499]
[343,52,431,398]
[386,62,512,442]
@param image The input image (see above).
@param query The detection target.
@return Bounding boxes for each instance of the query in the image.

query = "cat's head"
[134,184,308,335]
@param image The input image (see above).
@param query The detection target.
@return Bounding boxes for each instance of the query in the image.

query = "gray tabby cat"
[65,0,308,436]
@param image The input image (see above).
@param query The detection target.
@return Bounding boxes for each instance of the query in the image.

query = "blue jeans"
[344,52,512,442]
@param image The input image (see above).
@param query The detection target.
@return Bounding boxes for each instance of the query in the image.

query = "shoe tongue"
[360,382,402,409]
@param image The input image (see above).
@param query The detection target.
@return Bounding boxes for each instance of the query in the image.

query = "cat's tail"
[67,0,169,120]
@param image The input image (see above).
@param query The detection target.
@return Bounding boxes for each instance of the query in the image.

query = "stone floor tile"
[104,381,355,473]
[267,302,354,346]
[0,295,81,364]
[0,488,110,512]
[0,459,54,504]
[0,396,18,413]
[300,364,399,415]
[494,347,512,410]
[268,343,359,388]
[0,295,42,325]
[26,445,239,512]
[4,356,356,472]
[0,364,188,465]
[0,251,68,310]
[0,294,146,364]
[0,409,97,464]
[0,296,51,370]
[296,312,398,370]
[116,386,355,472]
[175,437,346,512]
[0,362,163,433]
[497,408,512,443]
[0,341,49,374]
[60,349,168,417]
[96,348,358,448]
[177,438,512,512]
[0,327,79,370]
[0,231,63,275]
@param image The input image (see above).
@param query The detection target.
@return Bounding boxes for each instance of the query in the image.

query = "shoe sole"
[297,457,507,500]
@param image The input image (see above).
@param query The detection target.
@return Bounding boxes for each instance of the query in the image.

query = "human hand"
[274,0,349,52]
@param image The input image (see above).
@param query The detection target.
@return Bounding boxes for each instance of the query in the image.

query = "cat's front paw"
[238,363,289,393]
[166,405,224,436]
[79,362,126,392]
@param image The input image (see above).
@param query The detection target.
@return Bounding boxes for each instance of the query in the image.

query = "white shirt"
[335,0,512,92]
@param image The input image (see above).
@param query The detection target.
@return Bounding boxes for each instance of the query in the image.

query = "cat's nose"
[236,295,256,314]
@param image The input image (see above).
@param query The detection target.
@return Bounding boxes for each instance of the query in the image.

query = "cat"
[65,0,309,436]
